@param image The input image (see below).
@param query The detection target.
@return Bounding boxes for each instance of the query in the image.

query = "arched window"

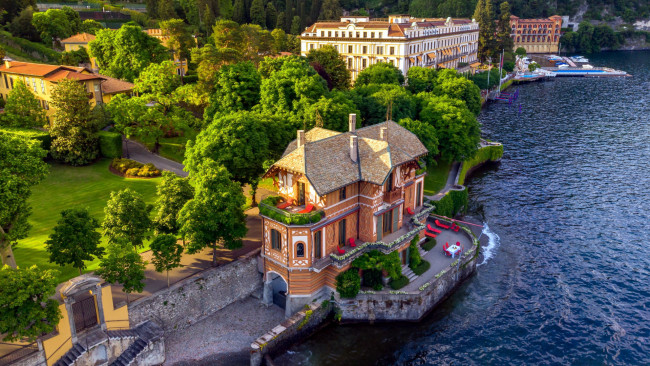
[296,243,305,257]
[271,229,281,251]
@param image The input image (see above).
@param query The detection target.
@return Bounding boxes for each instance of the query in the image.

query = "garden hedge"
[336,269,361,298]
[389,275,409,290]
[98,131,122,158]
[434,188,468,218]
[0,127,51,151]
[458,144,504,185]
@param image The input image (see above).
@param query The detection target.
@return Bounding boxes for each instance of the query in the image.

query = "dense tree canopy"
[96,242,146,299]
[49,79,99,165]
[398,118,439,165]
[0,80,47,128]
[301,91,360,131]
[0,134,47,268]
[355,62,405,87]
[179,161,247,266]
[89,25,169,82]
[31,7,80,45]
[0,265,61,341]
[153,172,194,235]
[102,188,152,248]
[45,208,103,275]
[204,61,261,122]
[307,45,351,90]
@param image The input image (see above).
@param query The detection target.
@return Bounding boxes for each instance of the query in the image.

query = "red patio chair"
[349,238,356,247]
[407,207,415,215]
[298,204,314,214]
[276,198,293,209]
[427,224,442,233]
[425,231,436,238]
[435,219,450,229]
[337,246,345,255]
[452,223,460,232]
[443,242,451,256]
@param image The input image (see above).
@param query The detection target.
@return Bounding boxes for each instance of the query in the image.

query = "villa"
[259,115,429,315]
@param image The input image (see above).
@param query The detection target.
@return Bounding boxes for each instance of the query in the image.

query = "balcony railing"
[384,187,402,204]
[259,201,324,226]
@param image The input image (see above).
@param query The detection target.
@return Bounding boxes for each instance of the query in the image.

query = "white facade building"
[300,15,480,82]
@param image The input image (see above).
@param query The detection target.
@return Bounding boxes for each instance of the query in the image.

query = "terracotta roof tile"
[269,121,427,196]
[99,75,134,94]
[2,61,87,78]
[61,33,96,44]
[44,70,104,82]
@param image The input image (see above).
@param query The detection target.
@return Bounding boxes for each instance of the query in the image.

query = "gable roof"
[2,60,88,78]
[61,33,96,44]
[44,69,104,82]
[269,121,427,196]
[100,75,134,94]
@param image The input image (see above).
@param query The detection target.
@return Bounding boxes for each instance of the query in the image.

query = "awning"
[410,57,416,62]
[456,46,461,52]
[470,62,481,67]
[438,63,445,68]
[416,56,422,62]
[444,49,451,56]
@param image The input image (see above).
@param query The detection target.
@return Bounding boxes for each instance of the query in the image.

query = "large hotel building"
[510,15,563,54]
[300,15,480,81]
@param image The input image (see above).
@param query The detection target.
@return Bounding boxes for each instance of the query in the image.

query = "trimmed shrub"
[412,260,431,275]
[0,127,51,151]
[111,158,160,177]
[98,131,122,158]
[434,188,468,218]
[390,275,409,290]
[362,269,383,291]
[408,235,422,270]
[422,238,436,251]
[336,269,361,298]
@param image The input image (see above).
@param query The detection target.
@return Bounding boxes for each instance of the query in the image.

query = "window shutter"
[376,216,383,241]
[393,208,399,231]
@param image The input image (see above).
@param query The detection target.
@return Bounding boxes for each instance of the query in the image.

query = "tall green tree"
[406,66,438,94]
[301,92,360,131]
[81,19,104,35]
[355,62,405,87]
[266,2,277,29]
[271,28,288,53]
[233,0,247,23]
[307,45,350,90]
[45,208,103,275]
[473,0,496,61]
[290,15,301,34]
[219,0,234,19]
[319,0,342,20]
[0,265,61,342]
[433,72,482,116]
[250,0,266,27]
[185,110,271,205]
[153,172,194,235]
[398,118,439,165]
[49,79,99,166]
[102,188,152,248]
[496,2,514,53]
[157,0,178,19]
[0,80,47,128]
[178,161,247,267]
[159,19,196,77]
[8,6,40,42]
[0,134,47,268]
[419,95,480,162]
[150,234,184,287]
[96,242,146,302]
[31,7,79,45]
[203,61,261,122]
[89,25,169,82]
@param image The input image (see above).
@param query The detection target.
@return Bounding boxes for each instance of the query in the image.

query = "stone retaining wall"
[129,250,263,331]
[250,301,333,366]
[338,243,478,322]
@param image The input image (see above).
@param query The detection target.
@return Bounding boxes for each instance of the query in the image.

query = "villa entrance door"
[72,294,98,333]
[383,210,393,237]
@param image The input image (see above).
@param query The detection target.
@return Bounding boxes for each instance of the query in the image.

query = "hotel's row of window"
[310,43,395,55]
[2,74,46,94]
[320,30,383,38]
[513,23,558,29]
[515,35,559,42]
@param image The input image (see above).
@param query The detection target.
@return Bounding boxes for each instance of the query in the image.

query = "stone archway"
[263,272,288,309]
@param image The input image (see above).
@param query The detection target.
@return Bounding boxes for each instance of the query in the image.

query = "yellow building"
[145,28,190,76]
[0,59,133,121]
[61,32,99,70]
[510,15,563,54]
[301,15,480,81]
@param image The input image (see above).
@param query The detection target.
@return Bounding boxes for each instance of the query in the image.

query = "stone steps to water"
[401,265,418,281]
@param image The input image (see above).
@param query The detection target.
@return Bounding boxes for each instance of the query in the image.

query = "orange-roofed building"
[260,114,433,316]
[61,33,99,70]
[300,15,479,81]
[0,59,133,122]
[510,15,563,54]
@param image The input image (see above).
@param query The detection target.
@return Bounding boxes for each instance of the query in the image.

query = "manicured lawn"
[423,160,452,195]
[134,126,199,163]
[14,159,161,283]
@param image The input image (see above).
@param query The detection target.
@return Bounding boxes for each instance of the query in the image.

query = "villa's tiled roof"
[44,69,103,82]
[270,121,427,196]
[100,75,134,94]
[61,33,95,44]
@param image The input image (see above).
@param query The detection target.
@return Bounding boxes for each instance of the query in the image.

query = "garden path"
[427,161,461,201]
[123,138,188,177]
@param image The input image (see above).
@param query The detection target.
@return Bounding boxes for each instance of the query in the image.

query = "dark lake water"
[274,51,650,365]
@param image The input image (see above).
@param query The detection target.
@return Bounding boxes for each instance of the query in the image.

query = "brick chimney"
[349,113,356,132]
[350,136,358,162]
[297,130,305,148]
[380,127,388,141]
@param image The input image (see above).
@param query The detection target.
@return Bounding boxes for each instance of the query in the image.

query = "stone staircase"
[109,338,148,366]
[401,265,418,281]
[53,343,86,366]
[109,321,163,366]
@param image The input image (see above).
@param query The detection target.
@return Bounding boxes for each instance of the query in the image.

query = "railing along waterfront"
[259,202,324,225]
